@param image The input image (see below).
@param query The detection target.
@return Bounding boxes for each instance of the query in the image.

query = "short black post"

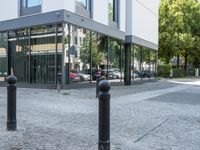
[57,72,62,92]
[96,75,101,98]
[7,75,17,131]
[98,80,111,150]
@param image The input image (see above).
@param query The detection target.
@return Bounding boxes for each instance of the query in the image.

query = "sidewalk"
[0,78,200,150]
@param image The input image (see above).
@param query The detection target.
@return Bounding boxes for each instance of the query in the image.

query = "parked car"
[112,70,122,79]
[92,69,102,80]
[139,70,150,78]
[79,71,91,81]
[132,70,141,78]
[69,72,80,82]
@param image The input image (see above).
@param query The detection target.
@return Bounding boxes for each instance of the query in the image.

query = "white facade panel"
[0,0,18,21]
[93,0,108,26]
[42,0,75,13]
[130,0,159,45]
[126,0,133,35]
[119,0,126,32]
[64,0,75,13]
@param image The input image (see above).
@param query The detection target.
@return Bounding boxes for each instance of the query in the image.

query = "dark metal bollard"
[7,75,17,131]
[96,74,101,98]
[57,72,62,92]
[98,80,111,150]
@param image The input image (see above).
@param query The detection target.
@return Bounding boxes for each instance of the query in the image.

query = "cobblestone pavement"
[0,78,200,150]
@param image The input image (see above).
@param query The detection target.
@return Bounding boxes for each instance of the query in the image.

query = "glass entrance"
[30,25,57,84]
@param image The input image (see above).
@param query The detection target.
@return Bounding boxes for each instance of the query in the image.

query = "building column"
[61,23,66,86]
[7,41,11,76]
[124,43,131,85]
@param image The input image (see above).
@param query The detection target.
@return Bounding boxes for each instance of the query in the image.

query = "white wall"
[93,0,108,26]
[0,0,18,21]
[126,0,133,35]
[119,0,126,32]
[42,0,75,13]
[127,0,159,45]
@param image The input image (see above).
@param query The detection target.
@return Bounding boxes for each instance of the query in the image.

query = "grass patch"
[62,92,70,95]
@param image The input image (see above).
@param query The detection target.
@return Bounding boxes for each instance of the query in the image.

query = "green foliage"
[157,64,171,78]
[159,0,200,67]
[80,32,104,67]
[172,68,186,78]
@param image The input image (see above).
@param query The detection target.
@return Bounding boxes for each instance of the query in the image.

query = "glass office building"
[0,0,158,87]
[0,23,157,87]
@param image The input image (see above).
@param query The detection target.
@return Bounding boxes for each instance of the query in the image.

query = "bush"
[157,64,171,78]
[172,69,186,78]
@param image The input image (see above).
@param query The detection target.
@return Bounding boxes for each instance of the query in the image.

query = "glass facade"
[30,25,61,84]
[6,24,62,84]
[63,24,92,84]
[131,44,157,82]
[108,38,123,82]
[108,0,118,22]
[0,23,157,86]
[20,0,42,16]
[22,0,42,8]
[76,0,90,10]
[0,32,7,81]
[8,29,30,83]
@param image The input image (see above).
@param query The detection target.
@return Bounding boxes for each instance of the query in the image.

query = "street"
[0,78,200,150]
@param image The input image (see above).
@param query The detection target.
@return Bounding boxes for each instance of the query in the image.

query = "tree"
[159,0,200,69]
[80,32,104,68]
[159,0,177,64]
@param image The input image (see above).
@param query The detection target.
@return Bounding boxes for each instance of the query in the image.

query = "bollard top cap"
[7,75,17,84]
[99,80,110,92]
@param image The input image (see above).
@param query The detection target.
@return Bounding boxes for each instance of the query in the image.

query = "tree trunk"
[177,54,179,69]
[184,53,188,71]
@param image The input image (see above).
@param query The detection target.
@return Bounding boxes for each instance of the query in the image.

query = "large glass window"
[91,33,108,81]
[8,29,30,83]
[22,0,42,8]
[64,24,91,84]
[131,44,157,82]
[108,38,122,82]
[30,25,58,84]
[0,32,8,82]
[150,50,157,78]
[7,24,62,84]
[109,0,118,22]
[63,24,126,85]
[132,44,142,81]
[142,47,150,80]
[20,0,42,16]
[76,0,90,10]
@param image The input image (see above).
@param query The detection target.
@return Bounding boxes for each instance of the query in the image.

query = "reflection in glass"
[76,0,90,10]
[0,32,7,81]
[108,38,122,82]
[22,0,42,8]
[132,44,142,81]
[64,25,91,84]
[8,29,29,83]
[92,33,107,80]
[109,0,114,21]
[150,50,157,78]
[30,25,58,84]
[109,0,118,22]
[132,44,157,81]
[142,47,150,79]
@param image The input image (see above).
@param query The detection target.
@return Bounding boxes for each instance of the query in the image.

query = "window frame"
[108,0,119,27]
[20,0,42,16]
[75,0,90,11]
[75,0,92,18]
